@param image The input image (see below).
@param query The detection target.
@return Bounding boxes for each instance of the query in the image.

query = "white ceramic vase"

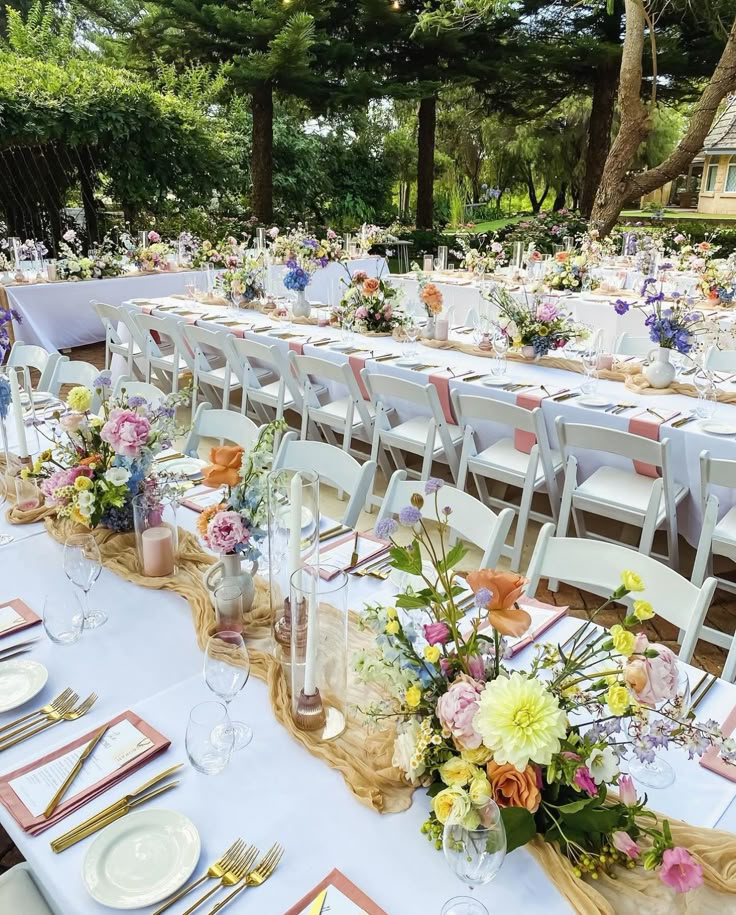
[643,346,676,389]
[292,289,311,318]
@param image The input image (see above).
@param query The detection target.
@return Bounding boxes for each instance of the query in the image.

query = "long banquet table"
[2,500,736,913]
[267,255,389,306]
[120,296,736,547]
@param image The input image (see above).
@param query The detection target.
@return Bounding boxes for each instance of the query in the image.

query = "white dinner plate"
[577,395,610,408]
[699,420,736,436]
[0,659,48,713]
[20,391,54,406]
[481,376,512,386]
[159,457,207,478]
[394,357,423,367]
[329,342,353,352]
[275,504,314,530]
[82,809,200,909]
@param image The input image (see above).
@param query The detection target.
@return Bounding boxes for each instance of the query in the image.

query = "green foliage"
[3,1,77,61]
[499,806,537,854]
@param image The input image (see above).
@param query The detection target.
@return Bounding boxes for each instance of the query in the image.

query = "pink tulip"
[618,774,638,806]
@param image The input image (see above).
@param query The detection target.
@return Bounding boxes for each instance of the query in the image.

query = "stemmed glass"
[204,630,252,750]
[405,320,419,356]
[491,328,509,377]
[581,348,600,395]
[442,799,507,915]
[63,534,106,629]
[341,312,355,345]
[628,667,691,789]
[693,369,718,419]
[0,476,14,546]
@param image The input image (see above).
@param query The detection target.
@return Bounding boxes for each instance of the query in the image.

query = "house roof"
[704,97,736,154]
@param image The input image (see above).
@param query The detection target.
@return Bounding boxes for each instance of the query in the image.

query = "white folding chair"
[526,524,716,666]
[377,469,513,569]
[133,312,188,394]
[182,323,241,411]
[556,417,687,569]
[614,333,653,357]
[0,863,63,915]
[92,301,144,378]
[452,392,563,572]
[273,431,377,528]
[692,451,736,608]
[289,353,375,456]
[226,337,303,423]
[6,341,61,392]
[112,376,168,405]
[46,359,101,411]
[362,371,463,500]
[704,345,736,374]
[184,402,263,453]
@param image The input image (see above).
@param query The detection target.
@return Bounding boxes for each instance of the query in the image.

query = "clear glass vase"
[132,491,179,577]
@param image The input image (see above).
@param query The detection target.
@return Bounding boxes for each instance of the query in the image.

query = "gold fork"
[0,694,97,752]
[209,844,285,913]
[0,688,77,737]
[181,845,259,915]
[0,693,79,744]
[152,838,246,915]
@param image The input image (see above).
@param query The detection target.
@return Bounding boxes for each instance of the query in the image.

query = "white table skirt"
[267,256,389,307]
[7,271,203,352]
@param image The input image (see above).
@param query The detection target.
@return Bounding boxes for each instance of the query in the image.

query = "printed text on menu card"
[301,886,367,915]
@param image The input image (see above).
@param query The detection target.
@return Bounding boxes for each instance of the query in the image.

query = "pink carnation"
[355,306,368,320]
[436,674,484,750]
[100,408,151,459]
[659,847,703,893]
[353,271,368,283]
[206,511,249,554]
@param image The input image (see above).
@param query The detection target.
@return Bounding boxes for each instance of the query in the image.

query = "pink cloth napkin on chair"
[428,372,457,424]
[513,387,565,454]
[288,340,304,356]
[348,354,371,400]
[628,408,679,478]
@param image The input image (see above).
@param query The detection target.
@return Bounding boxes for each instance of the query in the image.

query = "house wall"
[698,154,736,214]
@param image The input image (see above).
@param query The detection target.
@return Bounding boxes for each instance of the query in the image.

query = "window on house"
[726,157,736,192]
[705,160,719,192]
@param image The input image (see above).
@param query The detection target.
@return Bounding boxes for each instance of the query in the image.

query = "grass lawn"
[467,214,527,233]
[621,208,736,222]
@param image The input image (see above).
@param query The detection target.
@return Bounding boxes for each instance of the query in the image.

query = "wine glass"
[63,533,106,629]
[341,312,355,345]
[442,798,507,915]
[0,475,14,546]
[405,320,419,356]
[185,281,196,299]
[693,370,717,419]
[581,349,600,395]
[628,667,691,789]
[491,328,509,377]
[204,630,252,749]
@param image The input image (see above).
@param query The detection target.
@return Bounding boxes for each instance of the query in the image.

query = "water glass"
[43,589,83,645]
[581,350,600,395]
[442,799,507,915]
[63,534,106,629]
[185,701,234,775]
[0,476,14,546]
[491,330,508,376]
[341,314,355,345]
[204,631,252,749]
[695,382,718,420]
[405,321,419,355]
[214,583,244,633]
[14,475,41,511]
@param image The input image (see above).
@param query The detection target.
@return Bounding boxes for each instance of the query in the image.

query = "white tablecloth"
[7,271,203,352]
[267,256,389,307]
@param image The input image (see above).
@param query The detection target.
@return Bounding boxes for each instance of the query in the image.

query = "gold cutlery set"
[152,839,284,915]
[0,638,39,663]
[0,690,97,752]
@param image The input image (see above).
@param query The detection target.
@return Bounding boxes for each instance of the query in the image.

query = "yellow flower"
[424,645,441,664]
[385,620,400,636]
[432,786,470,825]
[66,386,92,412]
[633,600,654,621]
[512,337,522,348]
[74,476,93,491]
[40,449,52,462]
[473,672,567,771]
[469,775,493,806]
[610,624,636,657]
[89,416,103,428]
[537,325,549,337]
[70,507,87,526]
[461,745,494,765]
[32,459,42,474]
[606,684,630,716]
[621,570,645,592]
[405,685,422,708]
[439,756,478,787]
[386,606,398,620]
[20,468,30,480]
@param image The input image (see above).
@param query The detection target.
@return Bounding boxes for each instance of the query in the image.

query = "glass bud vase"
[289,565,348,742]
[267,468,319,661]
[133,491,179,577]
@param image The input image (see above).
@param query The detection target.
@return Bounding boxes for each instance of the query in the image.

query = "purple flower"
[613,298,631,315]
[398,506,421,526]
[424,478,444,495]
[442,505,453,516]
[93,371,112,388]
[573,766,597,796]
[474,588,492,608]
[127,395,147,409]
[374,517,398,539]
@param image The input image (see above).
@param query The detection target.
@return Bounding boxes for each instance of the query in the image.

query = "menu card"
[319,532,389,579]
[0,710,170,835]
[180,484,227,513]
[0,599,41,639]
[701,704,736,781]
[285,869,387,915]
[458,597,567,655]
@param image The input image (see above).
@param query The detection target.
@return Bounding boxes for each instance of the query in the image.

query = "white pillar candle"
[9,369,28,459]
[141,526,175,576]
[303,575,319,696]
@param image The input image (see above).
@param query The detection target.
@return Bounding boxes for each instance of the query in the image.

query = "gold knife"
[349,531,360,568]
[43,725,109,818]
[51,781,180,852]
[691,675,717,711]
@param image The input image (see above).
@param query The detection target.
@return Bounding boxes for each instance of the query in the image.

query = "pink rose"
[60,412,85,433]
[206,511,249,554]
[100,408,151,459]
[147,231,160,243]
[618,774,638,806]
[355,306,368,320]
[436,674,484,750]
[573,766,596,796]
[659,847,703,893]
[424,621,450,645]
[612,831,640,860]
[41,466,92,504]
[353,270,368,283]
[624,634,678,707]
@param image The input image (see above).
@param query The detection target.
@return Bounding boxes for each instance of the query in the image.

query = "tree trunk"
[580,56,619,217]
[553,182,568,211]
[78,149,100,245]
[416,96,436,230]
[251,81,274,224]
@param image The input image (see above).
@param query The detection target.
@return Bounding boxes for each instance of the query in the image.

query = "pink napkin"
[700,704,736,781]
[318,531,389,579]
[348,354,371,400]
[507,597,569,656]
[288,340,304,356]
[284,868,388,915]
[0,710,170,835]
[628,408,679,478]
[428,372,456,424]
[513,387,566,454]
[0,599,41,640]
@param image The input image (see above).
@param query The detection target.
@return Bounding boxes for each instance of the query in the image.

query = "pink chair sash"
[428,372,456,424]
[628,409,678,478]
[513,387,566,454]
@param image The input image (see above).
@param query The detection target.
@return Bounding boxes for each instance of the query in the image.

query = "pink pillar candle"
[141,526,175,577]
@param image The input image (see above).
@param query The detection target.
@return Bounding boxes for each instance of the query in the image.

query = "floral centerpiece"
[272,227,345,268]
[17,238,48,263]
[411,263,444,326]
[455,237,507,276]
[25,373,184,531]
[0,304,20,363]
[215,253,266,305]
[359,480,734,894]
[487,287,582,357]
[699,258,736,305]
[665,233,719,274]
[545,251,599,292]
[191,237,244,270]
[56,230,124,281]
[612,280,705,354]
[337,268,403,334]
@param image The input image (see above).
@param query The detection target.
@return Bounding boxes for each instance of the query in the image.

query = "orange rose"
[79,454,102,467]
[487,760,541,812]
[465,570,530,637]
[420,283,444,315]
[202,445,244,488]
[555,251,569,263]
[362,277,380,295]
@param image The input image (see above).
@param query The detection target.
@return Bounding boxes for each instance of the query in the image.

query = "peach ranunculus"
[362,277,380,295]
[555,251,570,263]
[465,570,530,638]
[420,283,444,315]
[487,760,541,812]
